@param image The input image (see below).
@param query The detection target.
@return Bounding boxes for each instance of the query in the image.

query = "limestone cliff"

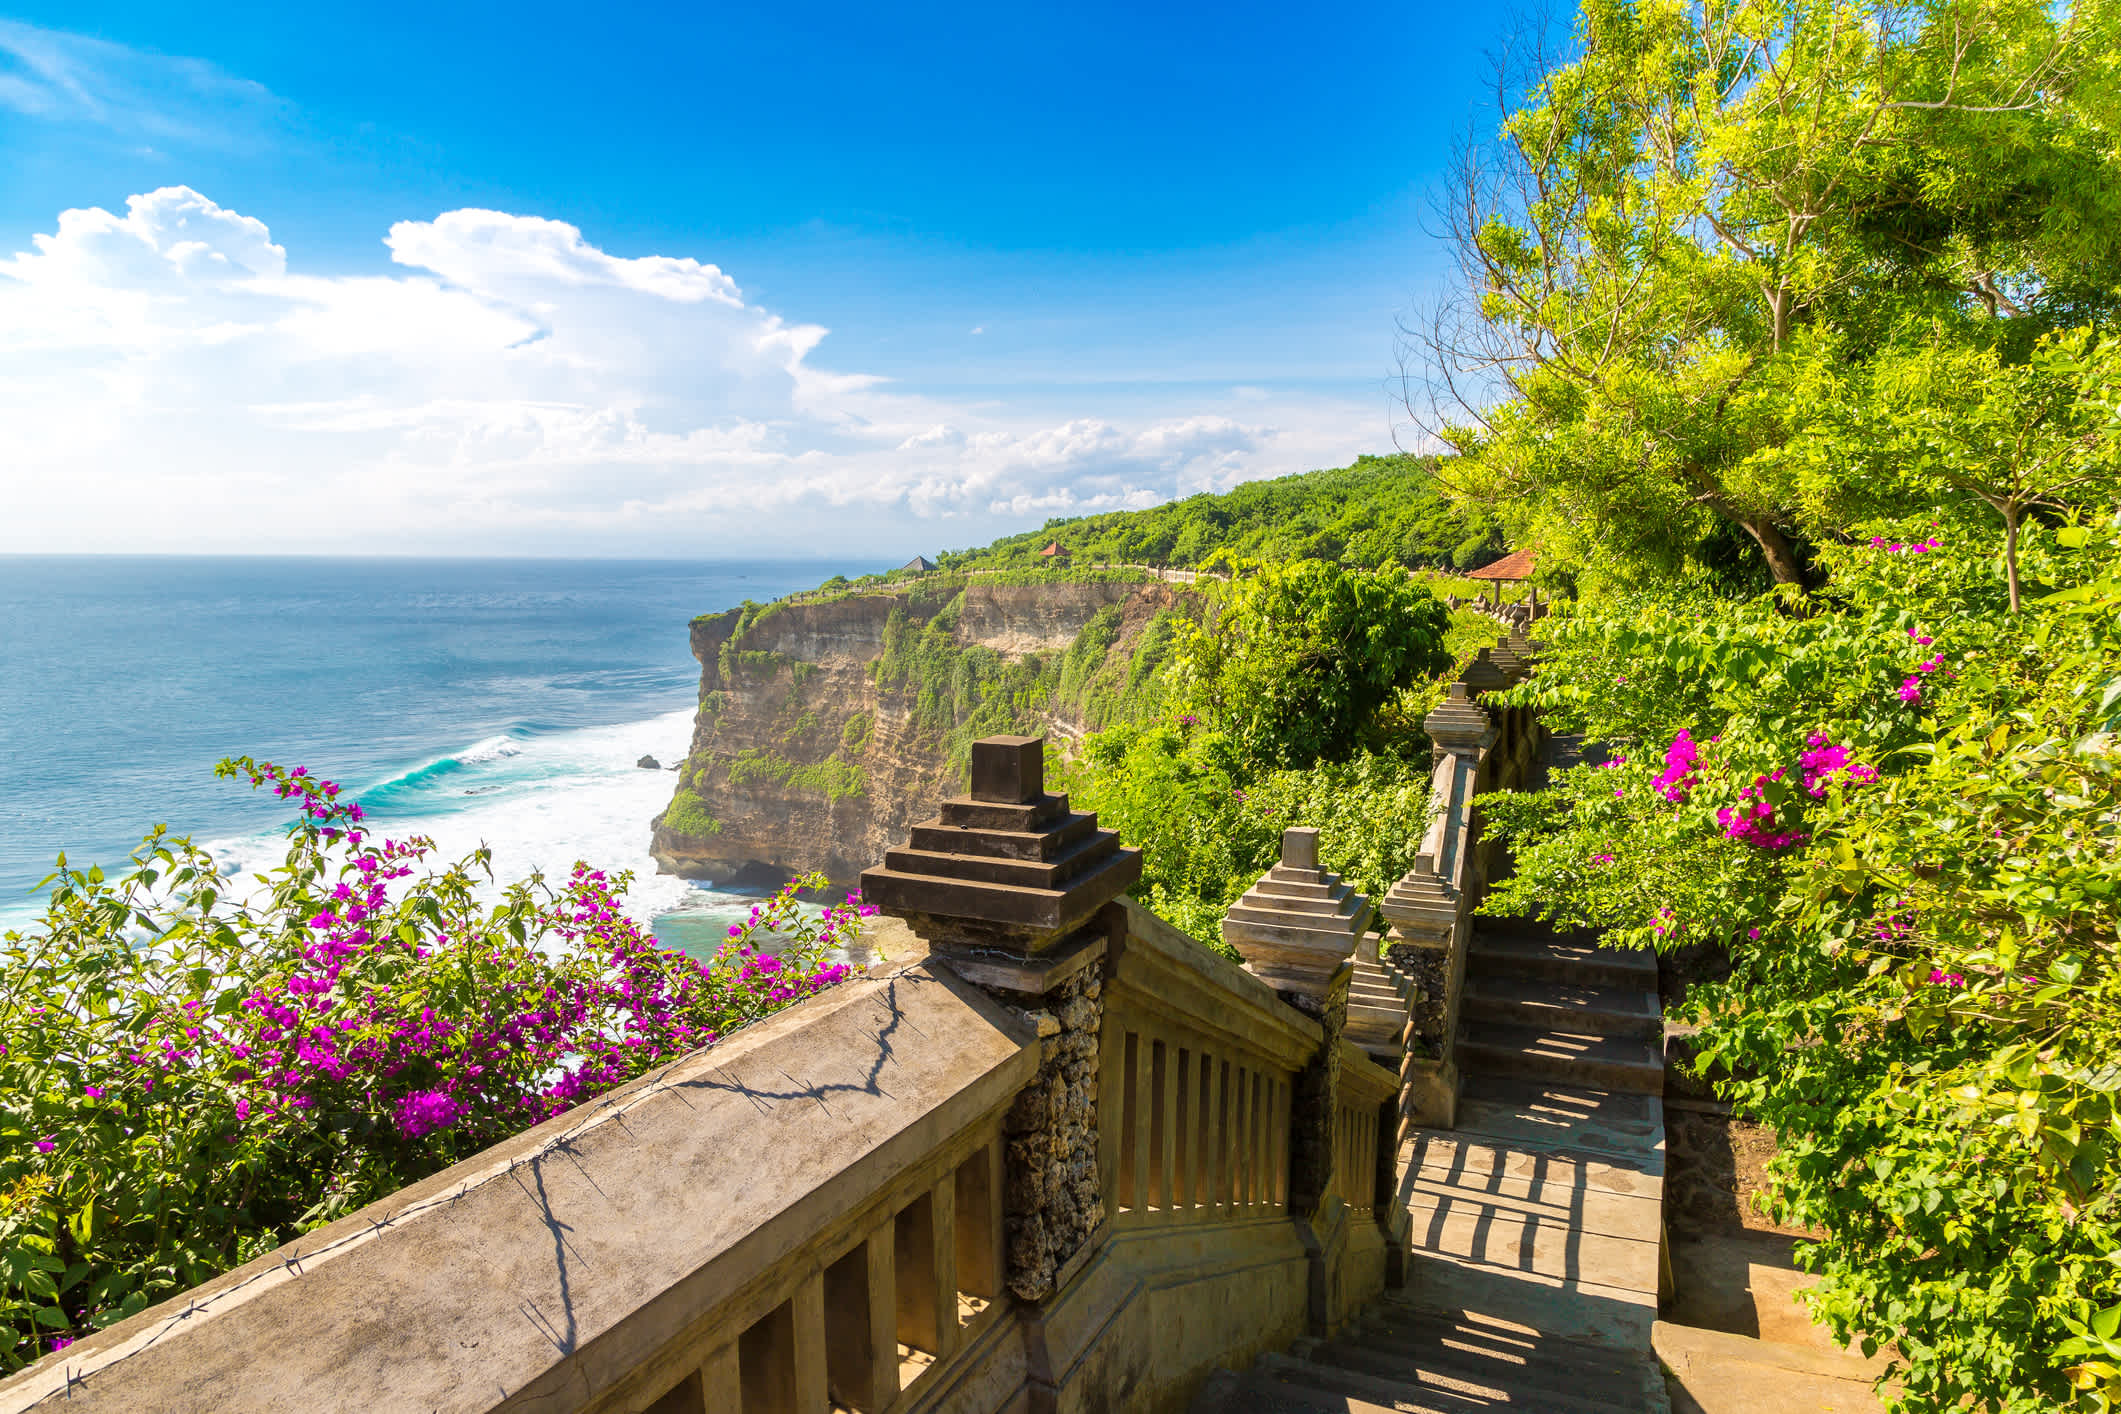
[651,576,1191,885]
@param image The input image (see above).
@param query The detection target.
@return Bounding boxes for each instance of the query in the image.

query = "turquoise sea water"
[0,557,871,951]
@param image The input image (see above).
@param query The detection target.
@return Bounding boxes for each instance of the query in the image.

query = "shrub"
[1480,512,2121,1412]
[0,762,868,1367]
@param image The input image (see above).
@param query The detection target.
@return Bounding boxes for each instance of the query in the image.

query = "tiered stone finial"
[1221,828,1374,1004]
[1461,647,1511,695]
[859,735,1142,958]
[1507,620,1541,661]
[1486,637,1528,681]
[1424,681,1496,756]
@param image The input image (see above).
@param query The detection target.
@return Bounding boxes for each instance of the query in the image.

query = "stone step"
[1466,934,1658,990]
[1455,1021,1663,1094]
[1254,1349,1638,1414]
[1188,1368,1410,1414]
[1379,1255,1660,1354]
[1347,1001,1408,1032]
[1346,1308,1647,1391]
[1442,1078,1666,1173]
[1460,975,1660,1039]
[1317,1320,1650,1408]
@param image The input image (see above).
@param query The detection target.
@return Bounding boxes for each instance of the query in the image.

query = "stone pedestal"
[1221,829,1374,1334]
[1222,827,1374,1010]
[859,737,1143,1302]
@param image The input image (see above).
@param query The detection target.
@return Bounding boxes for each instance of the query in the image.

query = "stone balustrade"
[1380,625,1545,1134]
[3,710,1535,1414]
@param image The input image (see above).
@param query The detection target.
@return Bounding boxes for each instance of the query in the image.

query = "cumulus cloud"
[0,186,1373,554]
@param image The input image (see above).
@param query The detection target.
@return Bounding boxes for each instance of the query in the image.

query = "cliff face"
[651,578,1188,886]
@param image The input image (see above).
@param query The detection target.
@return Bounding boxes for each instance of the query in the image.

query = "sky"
[0,2,1501,559]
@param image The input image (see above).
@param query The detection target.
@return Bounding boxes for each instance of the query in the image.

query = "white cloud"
[0,187,1380,555]
[0,21,281,143]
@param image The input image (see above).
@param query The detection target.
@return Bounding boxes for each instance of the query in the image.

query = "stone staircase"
[1196,923,1670,1412]
[1455,930,1662,1094]
[1196,1301,1657,1412]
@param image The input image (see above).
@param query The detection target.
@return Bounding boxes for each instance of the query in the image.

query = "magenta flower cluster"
[1897,632,1945,705]
[181,764,856,1147]
[1652,731,1700,802]
[1718,769,1809,851]
[1869,536,1941,554]
[1638,728,1877,855]
[1798,734,1879,797]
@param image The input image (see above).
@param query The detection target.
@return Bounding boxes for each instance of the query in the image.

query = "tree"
[1801,326,2121,608]
[1174,561,1450,770]
[1407,0,2121,585]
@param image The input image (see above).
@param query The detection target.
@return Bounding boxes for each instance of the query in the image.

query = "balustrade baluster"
[793,1272,828,1412]
[1098,1023,1126,1212]
[1173,1048,1192,1216]
[893,1182,959,1364]
[700,1343,741,1413]
[1130,1034,1153,1214]
[954,1140,1002,1308]
[1156,1039,1178,1217]
[823,1231,895,1412]
[1250,1075,1267,1208]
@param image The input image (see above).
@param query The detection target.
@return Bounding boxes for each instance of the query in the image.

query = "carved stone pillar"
[1221,827,1373,1218]
[858,735,1142,1303]
[1221,828,1374,1333]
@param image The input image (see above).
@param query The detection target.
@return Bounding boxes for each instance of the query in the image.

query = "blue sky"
[0,2,1499,557]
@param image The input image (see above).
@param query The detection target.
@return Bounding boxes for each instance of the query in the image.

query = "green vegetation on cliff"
[936,453,1502,573]
[1064,561,1456,956]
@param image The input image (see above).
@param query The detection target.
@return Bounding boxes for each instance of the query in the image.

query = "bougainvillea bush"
[1482,513,2121,1411]
[0,762,866,1368]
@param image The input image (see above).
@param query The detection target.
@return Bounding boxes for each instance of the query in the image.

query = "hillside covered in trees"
[929,452,1505,574]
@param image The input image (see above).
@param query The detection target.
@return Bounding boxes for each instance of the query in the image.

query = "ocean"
[0,556,875,953]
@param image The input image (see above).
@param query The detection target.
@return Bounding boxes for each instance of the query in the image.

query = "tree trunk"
[1741,518,1807,585]
[2004,506,2022,613]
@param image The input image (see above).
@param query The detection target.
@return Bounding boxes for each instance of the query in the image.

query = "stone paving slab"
[1405,1192,1662,1294]
[1391,1256,1661,1353]
[1655,1322,1892,1414]
[1406,1131,1664,1202]
[1406,1162,1664,1246]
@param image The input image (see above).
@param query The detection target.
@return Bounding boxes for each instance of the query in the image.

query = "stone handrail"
[2,677,1555,1412]
[1100,900,1319,1231]
[2,941,1035,1414]
[1381,623,1546,1134]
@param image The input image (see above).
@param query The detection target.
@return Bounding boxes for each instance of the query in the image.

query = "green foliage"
[1175,561,1451,771]
[1440,0,2121,586]
[661,788,723,838]
[935,454,1502,573]
[1480,511,2121,1411]
[726,750,867,804]
[839,712,873,753]
[1061,724,1433,955]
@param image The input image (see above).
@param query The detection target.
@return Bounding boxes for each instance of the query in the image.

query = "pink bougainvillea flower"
[1652,730,1700,802]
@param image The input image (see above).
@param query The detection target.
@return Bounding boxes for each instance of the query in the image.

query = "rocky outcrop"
[650,578,1189,886]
